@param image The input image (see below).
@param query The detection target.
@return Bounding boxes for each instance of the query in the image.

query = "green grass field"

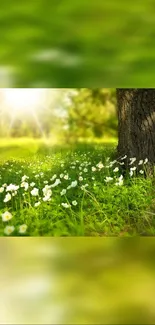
[0,138,154,236]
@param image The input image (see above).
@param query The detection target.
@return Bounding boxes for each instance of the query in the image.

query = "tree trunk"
[117,88,155,164]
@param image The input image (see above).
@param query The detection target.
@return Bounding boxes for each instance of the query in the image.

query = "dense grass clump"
[0,143,154,236]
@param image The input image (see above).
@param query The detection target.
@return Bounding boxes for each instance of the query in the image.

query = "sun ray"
[0,88,65,141]
[31,111,46,138]
[8,114,17,136]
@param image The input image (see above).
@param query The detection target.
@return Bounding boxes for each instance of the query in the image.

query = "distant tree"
[64,88,117,142]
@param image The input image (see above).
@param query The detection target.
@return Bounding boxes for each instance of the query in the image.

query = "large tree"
[117,89,155,164]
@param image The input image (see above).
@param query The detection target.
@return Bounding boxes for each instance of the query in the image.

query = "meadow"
[0,138,154,237]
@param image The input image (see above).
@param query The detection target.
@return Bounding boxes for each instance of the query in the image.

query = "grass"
[0,138,155,236]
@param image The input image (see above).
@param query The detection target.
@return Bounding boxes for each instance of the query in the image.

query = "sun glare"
[3,89,45,113]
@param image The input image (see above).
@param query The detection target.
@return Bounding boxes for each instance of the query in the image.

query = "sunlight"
[3,89,45,113]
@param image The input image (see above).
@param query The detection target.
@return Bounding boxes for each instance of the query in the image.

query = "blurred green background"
[0,1,155,87]
[1,238,155,324]
[0,88,117,160]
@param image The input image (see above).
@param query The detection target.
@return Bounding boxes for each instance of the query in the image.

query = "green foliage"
[0,1,154,86]
[63,88,117,142]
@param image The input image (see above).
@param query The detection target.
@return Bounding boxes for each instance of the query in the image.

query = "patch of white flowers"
[0,153,150,236]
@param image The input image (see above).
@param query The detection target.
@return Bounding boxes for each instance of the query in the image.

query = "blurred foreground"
[1,238,155,324]
[0,1,154,86]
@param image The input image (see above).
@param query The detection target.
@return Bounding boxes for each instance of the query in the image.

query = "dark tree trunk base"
[117,89,155,169]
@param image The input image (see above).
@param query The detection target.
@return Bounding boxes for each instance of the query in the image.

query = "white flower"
[12,191,17,197]
[84,168,88,172]
[60,173,64,178]
[61,203,70,208]
[30,182,35,187]
[43,185,52,197]
[130,170,134,177]
[72,200,77,206]
[19,224,27,234]
[121,155,127,160]
[105,177,113,183]
[4,226,15,235]
[92,167,97,172]
[115,175,124,186]
[109,161,117,168]
[79,176,83,181]
[34,201,41,207]
[21,182,29,191]
[81,184,89,190]
[71,180,78,188]
[130,166,136,171]
[6,184,19,192]
[139,170,144,174]
[51,179,61,188]
[129,157,136,165]
[97,162,104,169]
[138,160,143,165]
[64,174,69,180]
[50,174,57,181]
[2,211,13,222]
[22,175,29,182]
[43,195,51,202]
[31,188,39,196]
[144,158,148,164]
[60,189,67,196]
[0,187,4,193]
[113,167,119,172]
[4,193,11,202]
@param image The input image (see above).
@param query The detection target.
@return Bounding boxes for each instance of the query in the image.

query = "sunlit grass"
[0,137,117,160]
[0,139,154,237]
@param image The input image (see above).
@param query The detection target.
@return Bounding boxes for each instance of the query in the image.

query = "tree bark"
[117,88,155,164]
